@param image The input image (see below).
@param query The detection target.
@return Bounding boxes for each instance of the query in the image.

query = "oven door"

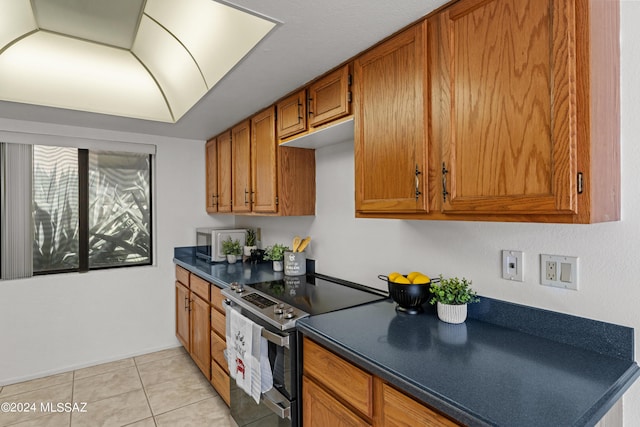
[226,304,298,427]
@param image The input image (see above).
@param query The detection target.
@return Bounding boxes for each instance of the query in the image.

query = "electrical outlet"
[502,250,523,281]
[545,261,557,281]
[540,254,578,290]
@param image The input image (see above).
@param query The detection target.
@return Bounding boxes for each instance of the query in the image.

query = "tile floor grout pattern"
[0,346,232,427]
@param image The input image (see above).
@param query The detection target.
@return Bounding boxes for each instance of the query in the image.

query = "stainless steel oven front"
[224,300,299,427]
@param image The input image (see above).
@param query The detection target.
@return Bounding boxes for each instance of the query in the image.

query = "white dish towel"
[226,306,273,404]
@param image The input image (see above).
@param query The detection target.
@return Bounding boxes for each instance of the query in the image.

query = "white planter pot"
[273,260,284,272]
[436,302,467,324]
[226,254,238,264]
[243,245,257,257]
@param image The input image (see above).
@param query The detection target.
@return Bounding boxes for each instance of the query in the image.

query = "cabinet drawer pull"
[442,162,449,202]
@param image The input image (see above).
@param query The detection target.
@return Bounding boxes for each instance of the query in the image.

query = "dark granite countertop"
[173,247,285,288]
[297,299,640,427]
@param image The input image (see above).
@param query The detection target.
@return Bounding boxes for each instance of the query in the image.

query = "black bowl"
[378,274,438,315]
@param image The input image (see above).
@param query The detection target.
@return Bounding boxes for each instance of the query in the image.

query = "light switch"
[560,262,572,282]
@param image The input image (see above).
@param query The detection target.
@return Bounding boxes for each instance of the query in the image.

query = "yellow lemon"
[406,271,423,282]
[392,275,411,284]
[388,272,402,281]
[411,274,431,285]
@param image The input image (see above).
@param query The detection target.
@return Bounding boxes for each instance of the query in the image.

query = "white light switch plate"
[540,254,578,290]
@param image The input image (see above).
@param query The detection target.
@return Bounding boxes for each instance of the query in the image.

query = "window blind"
[1,143,33,279]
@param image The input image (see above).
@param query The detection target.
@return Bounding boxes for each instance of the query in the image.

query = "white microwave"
[196,228,247,262]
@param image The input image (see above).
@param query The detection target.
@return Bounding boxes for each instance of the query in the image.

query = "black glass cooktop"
[247,275,387,316]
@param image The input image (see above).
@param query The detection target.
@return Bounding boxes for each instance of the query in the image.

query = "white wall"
[236,2,640,425]
[0,122,234,385]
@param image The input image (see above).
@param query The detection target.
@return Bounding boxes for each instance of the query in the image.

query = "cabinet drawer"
[303,338,373,418]
[211,307,226,338]
[211,285,225,313]
[381,382,459,427]
[211,358,230,406]
[190,274,210,301]
[211,330,229,374]
[175,265,190,286]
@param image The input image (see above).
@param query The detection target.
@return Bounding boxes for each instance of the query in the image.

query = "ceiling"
[0,0,449,141]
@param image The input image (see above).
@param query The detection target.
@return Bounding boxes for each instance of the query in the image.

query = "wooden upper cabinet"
[231,120,252,213]
[425,0,621,223]
[308,64,352,128]
[252,106,279,213]
[354,21,429,213]
[277,90,307,139]
[431,0,577,216]
[205,138,218,213]
[216,131,233,213]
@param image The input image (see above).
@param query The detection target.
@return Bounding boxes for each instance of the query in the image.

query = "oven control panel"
[221,282,309,331]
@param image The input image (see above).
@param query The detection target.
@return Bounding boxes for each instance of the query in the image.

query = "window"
[2,142,153,279]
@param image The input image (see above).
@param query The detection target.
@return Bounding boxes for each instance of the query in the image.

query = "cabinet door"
[175,281,190,350]
[277,90,307,139]
[217,131,233,213]
[251,106,279,213]
[432,0,577,215]
[302,376,371,427]
[231,120,252,213]
[381,382,458,427]
[190,293,211,379]
[309,64,351,128]
[205,138,218,213]
[354,21,429,213]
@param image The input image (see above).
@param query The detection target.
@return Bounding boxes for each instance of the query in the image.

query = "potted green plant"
[263,243,290,272]
[244,229,257,257]
[429,275,479,324]
[221,236,242,264]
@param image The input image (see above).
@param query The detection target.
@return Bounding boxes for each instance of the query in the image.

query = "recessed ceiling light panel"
[0,32,172,122]
[32,0,145,49]
[132,16,208,121]
[144,0,277,87]
[0,0,37,51]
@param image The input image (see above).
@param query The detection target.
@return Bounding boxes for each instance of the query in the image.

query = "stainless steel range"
[222,274,387,427]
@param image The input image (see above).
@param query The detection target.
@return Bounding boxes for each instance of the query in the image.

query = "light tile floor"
[0,347,232,427]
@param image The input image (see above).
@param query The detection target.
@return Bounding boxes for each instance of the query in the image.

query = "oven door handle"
[261,328,290,349]
[225,300,290,349]
[262,388,291,420]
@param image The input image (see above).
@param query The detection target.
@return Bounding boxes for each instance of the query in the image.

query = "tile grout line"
[133,356,158,426]
[69,370,75,427]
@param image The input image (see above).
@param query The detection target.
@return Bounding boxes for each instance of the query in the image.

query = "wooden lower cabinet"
[210,285,230,406]
[303,376,371,427]
[302,337,459,427]
[174,268,229,406]
[175,280,190,350]
[379,382,458,427]
[189,292,211,378]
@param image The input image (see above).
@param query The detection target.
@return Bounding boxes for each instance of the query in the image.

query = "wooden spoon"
[297,236,311,252]
[292,236,302,252]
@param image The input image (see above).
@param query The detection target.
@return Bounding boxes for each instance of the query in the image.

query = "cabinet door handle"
[297,101,303,122]
[251,191,255,204]
[415,164,422,200]
[244,188,249,205]
[184,296,189,311]
[442,162,449,202]
[307,97,314,116]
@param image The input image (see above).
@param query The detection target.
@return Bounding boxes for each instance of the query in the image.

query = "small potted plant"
[429,275,479,324]
[221,236,242,264]
[244,229,257,257]
[263,243,290,272]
